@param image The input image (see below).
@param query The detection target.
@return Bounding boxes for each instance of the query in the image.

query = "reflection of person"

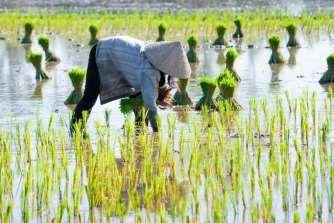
[71,36,191,132]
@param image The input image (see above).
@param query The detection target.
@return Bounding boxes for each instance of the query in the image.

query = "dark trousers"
[71,45,100,131]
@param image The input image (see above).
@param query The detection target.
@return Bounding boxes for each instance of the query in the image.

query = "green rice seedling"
[293,210,300,223]
[186,36,198,63]
[216,70,241,110]
[88,25,98,46]
[225,48,241,82]
[232,19,244,39]
[286,24,300,47]
[64,67,85,105]
[195,76,217,111]
[268,35,285,64]
[27,52,49,80]
[173,78,193,106]
[319,53,334,84]
[213,25,227,46]
[156,23,166,42]
[120,95,146,126]
[21,22,33,44]
[38,35,59,62]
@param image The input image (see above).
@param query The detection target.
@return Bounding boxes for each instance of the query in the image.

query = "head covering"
[143,41,191,79]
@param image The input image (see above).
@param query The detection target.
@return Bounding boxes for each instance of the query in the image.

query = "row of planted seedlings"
[0,87,334,222]
[2,10,334,44]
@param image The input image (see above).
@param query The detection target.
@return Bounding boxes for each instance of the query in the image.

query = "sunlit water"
[0,33,332,131]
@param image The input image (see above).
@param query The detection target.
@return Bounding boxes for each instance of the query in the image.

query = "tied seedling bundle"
[21,22,33,44]
[120,94,146,125]
[64,67,86,105]
[319,53,334,84]
[213,25,227,46]
[216,70,241,111]
[27,52,49,80]
[173,78,193,106]
[38,35,59,63]
[268,35,285,64]
[156,23,166,42]
[195,76,217,110]
[226,48,241,82]
[88,25,98,46]
[286,24,300,47]
[187,36,198,63]
[232,19,244,39]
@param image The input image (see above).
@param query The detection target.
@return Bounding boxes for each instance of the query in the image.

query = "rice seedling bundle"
[319,53,334,84]
[213,24,227,46]
[286,24,300,47]
[225,47,240,82]
[268,35,285,64]
[156,23,166,42]
[173,78,193,106]
[186,36,198,63]
[88,24,99,46]
[195,76,217,110]
[232,19,244,39]
[21,22,33,44]
[216,70,241,110]
[27,52,49,80]
[64,67,86,105]
[38,35,59,62]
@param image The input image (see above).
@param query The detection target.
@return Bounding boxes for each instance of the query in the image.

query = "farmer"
[71,36,191,132]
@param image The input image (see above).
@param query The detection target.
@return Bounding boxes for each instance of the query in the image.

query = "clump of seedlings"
[21,22,33,44]
[216,70,241,110]
[286,24,299,47]
[195,76,217,110]
[319,53,334,84]
[232,19,244,39]
[38,35,59,63]
[64,67,86,105]
[213,25,227,46]
[173,78,193,106]
[187,36,199,63]
[156,23,166,42]
[27,52,49,80]
[268,35,285,64]
[225,48,241,82]
[88,25,98,46]
[120,94,146,126]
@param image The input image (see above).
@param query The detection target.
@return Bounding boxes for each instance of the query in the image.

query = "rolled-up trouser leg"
[70,45,100,133]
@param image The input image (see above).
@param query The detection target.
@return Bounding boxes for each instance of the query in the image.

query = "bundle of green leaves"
[232,19,244,39]
[21,22,33,44]
[64,67,86,105]
[27,52,49,80]
[88,25,99,46]
[38,35,59,62]
[319,53,334,84]
[216,70,241,110]
[156,23,166,42]
[195,76,217,110]
[268,35,285,64]
[120,95,144,115]
[173,78,193,106]
[286,24,299,47]
[187,36,198,63]
[213,25,227,46]
[225,48,240,81]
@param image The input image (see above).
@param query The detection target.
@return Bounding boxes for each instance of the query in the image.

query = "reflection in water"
[22,44,31,61]
[216,49,225,65]
[288,47,299,66]
[32,81,44,99]
[190,62,199,78]
[270,64,284,82]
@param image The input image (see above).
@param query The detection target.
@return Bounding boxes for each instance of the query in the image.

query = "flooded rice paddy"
[1,32,334,222]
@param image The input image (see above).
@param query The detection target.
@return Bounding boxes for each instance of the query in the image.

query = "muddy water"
[0,33,332,133]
